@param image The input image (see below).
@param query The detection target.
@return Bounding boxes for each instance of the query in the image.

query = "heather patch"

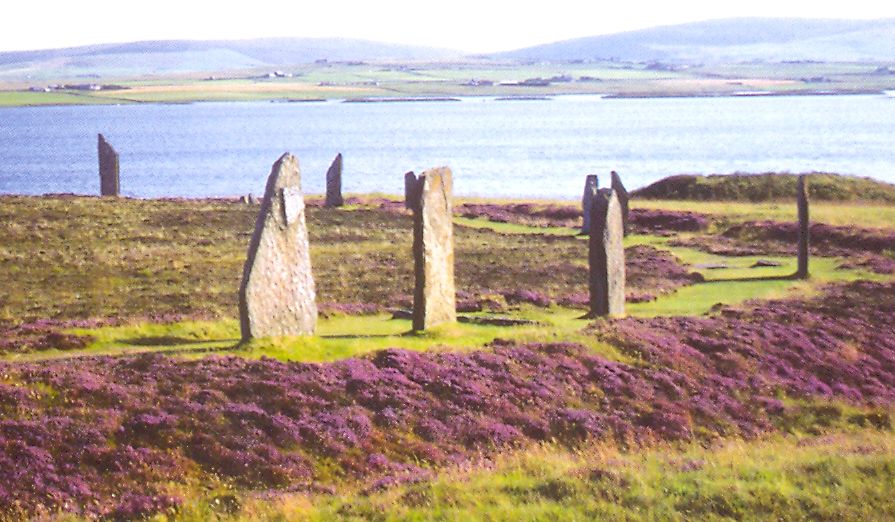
[623,245,704,303]
[455,201,713,235]
[0,197,704,326]
[591,280,895,407]
[403,245,697,309]
[628,208,711,234]
[0,319,106,355]
[671,220,895,273]
[457,202,580,228]
[0,314,211,356]
[2,281,895,518]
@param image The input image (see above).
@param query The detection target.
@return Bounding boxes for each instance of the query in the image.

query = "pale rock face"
[324,153,343,207]
[97,134,119,197]
[238,153,317,339]
[588,188,626,317]
[408,167,457,330]
[581,174,599,234]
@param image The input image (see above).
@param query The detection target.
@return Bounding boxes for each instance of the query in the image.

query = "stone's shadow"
[120,336,237,346]
[320,334,395,340]
[457,315,542,327]
[701,272,804,284]
[166,343,242,355]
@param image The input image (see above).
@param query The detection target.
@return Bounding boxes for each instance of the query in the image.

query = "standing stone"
[588,188,626,317]
[581,174,599,234]
[324,153,344,207]
[238,153,317,340]
[610,171,630,235]
[404,171,420,210]
[796,174,810,279]
[408,167,456,330]
[97,134,119,196]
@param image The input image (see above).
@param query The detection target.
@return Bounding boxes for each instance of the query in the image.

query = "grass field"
[2,61,894,106]
[633,199,895,230]
[215,429,895,521]
[1,194,894,520]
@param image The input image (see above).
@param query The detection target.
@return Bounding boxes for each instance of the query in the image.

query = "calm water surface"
[1,94,894,199]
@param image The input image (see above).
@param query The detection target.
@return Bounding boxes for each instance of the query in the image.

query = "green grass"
[632,199,895,230]
[454,216,579,236]
[4,60,894,107]
[11,245,881,363]
[3,193,895,520]
[167,426,895,521]
[630,236,889,316]
[233,309,615,364]
[694,61,883,80]
[11,306,625,364]
[3,195,890,363]
[0,196,595,323]
[0,91,124,106]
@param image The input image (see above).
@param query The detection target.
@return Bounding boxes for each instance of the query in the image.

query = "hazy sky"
[3,0,895,53]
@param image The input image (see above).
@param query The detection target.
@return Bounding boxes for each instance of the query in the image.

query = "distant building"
[463,79,494,87]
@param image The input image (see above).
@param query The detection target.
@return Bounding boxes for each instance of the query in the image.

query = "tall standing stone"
[97,134,119,196]
[581,174,599,234]
[404,171,420,210]
[610,171,630,235]
[408,167,456,330]
[588,188,626,317]
[324,153,344,207]
[796,174,810,279]
[238,153,317,340]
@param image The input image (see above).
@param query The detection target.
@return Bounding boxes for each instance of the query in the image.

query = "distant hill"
[0,38,461,78]
[633,173,895,203]
[493,18,895,64]
[4,18,895,81]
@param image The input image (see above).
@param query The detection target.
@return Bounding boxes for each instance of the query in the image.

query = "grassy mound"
[633,173,895,202]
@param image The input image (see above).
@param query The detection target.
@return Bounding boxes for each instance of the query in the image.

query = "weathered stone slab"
[610,171,630,235]
[404,171,420,210]
[588,188,626,317]
[324,153,344,207]
[97,134,119,196]
[796,174,810,279]
[238,153,317,339]
[581,174,599,234]
[408,167,456,330]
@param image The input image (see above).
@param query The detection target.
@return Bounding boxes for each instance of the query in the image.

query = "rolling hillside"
[0,38,461,79]
[3,18,895,81]
[493,18,895,64]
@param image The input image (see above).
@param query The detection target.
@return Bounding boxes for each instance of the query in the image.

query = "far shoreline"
[1,89,893,109]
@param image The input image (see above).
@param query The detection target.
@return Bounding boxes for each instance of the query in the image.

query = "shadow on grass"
[701,272,806,283]
[163,343,242,356]
[321,333,398,340]
[120,336,238,346]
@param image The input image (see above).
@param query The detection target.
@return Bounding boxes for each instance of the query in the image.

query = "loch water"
[1,94,894,199]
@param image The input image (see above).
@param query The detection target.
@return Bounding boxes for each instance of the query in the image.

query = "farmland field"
[3,61,895,107]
